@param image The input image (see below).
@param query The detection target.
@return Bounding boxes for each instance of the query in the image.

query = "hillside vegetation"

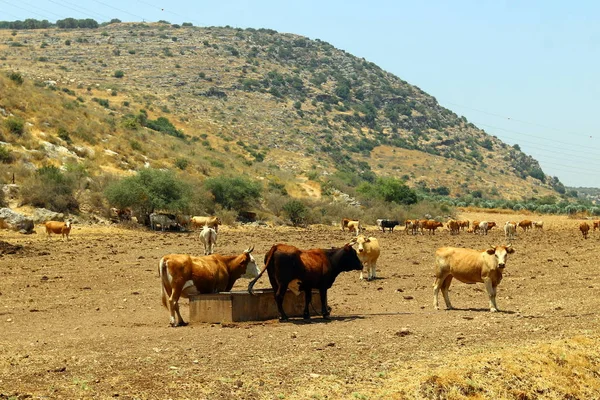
[0,21,574,220]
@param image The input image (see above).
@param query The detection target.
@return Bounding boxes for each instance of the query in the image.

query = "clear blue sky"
[5,1,600,188]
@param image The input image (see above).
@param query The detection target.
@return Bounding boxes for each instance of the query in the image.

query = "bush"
[282,199,307,226]
[20,166,79,212]
[357,177,417,205]
[8,72,23,85]
[104,168,193,223]
[114,70,124,78]
[4,117,25,136]
[174,157,189,170]
[0,145,14,163]
[203,175,262,211]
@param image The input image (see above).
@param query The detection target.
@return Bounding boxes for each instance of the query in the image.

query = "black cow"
[247,243,363,321]
[376,219,400,233]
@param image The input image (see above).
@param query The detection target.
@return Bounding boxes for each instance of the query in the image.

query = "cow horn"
[246,245,255,253]
[489,244,496,249]
[506,243,512,248]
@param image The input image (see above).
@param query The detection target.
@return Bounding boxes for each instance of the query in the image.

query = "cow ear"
[505,245,515,254]
[486,246,496,255]
[364,237,371,243]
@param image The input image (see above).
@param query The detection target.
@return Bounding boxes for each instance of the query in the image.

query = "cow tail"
[247,246,275,295]
[158,257,169,309]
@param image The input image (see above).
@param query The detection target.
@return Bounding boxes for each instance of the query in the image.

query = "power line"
[443,100,593,140]
[90,0,149,21]
[0,0,50,20]
[49,0,113,21]
[18,0,70,19]
[134,0,204,26]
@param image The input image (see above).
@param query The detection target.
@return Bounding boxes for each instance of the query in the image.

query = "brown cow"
[593,221,600,231]
[472,220,480,234]
[447,220,460,235]
[159,247,259,326]
[580,222,590,239]
[518,220,533,232]
[423,220,444,235]
[248,243,363,321]
[45,220,72,241]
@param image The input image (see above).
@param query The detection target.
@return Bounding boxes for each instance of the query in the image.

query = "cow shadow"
[450,307,517,314]
[283,314,366,324]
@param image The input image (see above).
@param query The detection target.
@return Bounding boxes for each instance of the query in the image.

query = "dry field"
[1,211,600,399]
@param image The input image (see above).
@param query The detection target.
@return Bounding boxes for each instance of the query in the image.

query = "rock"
[0,208,35,234]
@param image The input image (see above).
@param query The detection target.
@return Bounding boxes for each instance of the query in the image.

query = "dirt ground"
[1,212,599,399]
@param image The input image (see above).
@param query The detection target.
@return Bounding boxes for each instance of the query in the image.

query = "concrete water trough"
[189,289,323,323]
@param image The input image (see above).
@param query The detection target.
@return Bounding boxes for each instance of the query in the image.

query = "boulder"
[0,208,35,234]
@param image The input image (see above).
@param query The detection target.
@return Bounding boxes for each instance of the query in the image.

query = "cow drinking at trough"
[350,235,381,281]
[247,243,363,321]
[159,246,259,326]
[45,220,72,241]
[199,225,217,255]
[433,244,515,312]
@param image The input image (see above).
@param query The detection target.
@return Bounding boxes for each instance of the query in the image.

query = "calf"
[248,242,363,321]
[159,247,259,326]
[199,225,217,255]
[350,235,381,280]
[433,245,515,312]
[593,221,600,231]
[532,220,544,230]
[45,220,71,241]
[580,222,590,239]
[341,218,351,231]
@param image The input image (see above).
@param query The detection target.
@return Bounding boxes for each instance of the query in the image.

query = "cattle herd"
[39,213,600,326]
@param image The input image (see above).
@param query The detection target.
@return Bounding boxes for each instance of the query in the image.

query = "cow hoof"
[322,314,331,320]
[490,308,498,313]
[177,321,188,327]
[279,316,289,322]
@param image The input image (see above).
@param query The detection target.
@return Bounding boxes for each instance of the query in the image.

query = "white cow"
[199,225,217,255]
[504,221,517,241]
[433,245,515,312]
[350,235,381,281]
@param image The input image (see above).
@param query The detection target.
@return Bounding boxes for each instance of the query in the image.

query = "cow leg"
[319,289,330,319]
[167,287,187,327]
[303,289,312,320]
[370,263,377,280]
[433,276,444,310]
[440,275,454,310]
[275,282,289,321]
[359,269,365,280]
[484,279,498,312]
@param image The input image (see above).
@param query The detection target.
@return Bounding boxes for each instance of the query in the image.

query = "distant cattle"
[447,220,460,235]
[504,221,517,241]
[458,220,470,231]
[159,247,259,326]
[422,220,444,235]
[248,242,363,321]
[110,207,132,223]
[472,220,481,234]
[377,219,399,233]
[405,219,419,235]
[199,225,217,255]
[478,221,496,235]
[580,222,590,239]
[341,218,351,231]
[518,220,533,232]
[45,220,72,241]
[593,221,600,231]
[434,244,515,312]
[150,213,178,231]
[191,216,221,232]
[346,220,362,235]
[350,235,381,281]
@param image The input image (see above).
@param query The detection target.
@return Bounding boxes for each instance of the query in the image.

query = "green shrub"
[20,166,79,212]
[0,145,14,163]
[8,72,23,84]
[282,199,307,226]
[4,117,25,136]
[174,157,189,170]
[114,70,124,78]
[203,175,261,211]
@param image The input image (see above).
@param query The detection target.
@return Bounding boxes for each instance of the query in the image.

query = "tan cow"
[593,221,600,231]
[433,244,515,312]
[45,220,72,241]
[341,218,351,231]
[346,220,362,235]
[532,220,544,230]
[158,247,259,326]
[190,216,221,232]
[472,220,480,234]
[580,222,590,239]
[350,235,381,281]
[423,220,444,235]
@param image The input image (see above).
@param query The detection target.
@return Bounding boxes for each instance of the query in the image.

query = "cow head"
[338,243,364,272]
[486,244,514,269]
[241,245,260,278]
[349,235,370,254]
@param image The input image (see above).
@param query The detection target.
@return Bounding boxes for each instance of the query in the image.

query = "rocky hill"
[0,22,565,200]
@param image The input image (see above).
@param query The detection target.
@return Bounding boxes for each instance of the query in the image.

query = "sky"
[4,0,600,188]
